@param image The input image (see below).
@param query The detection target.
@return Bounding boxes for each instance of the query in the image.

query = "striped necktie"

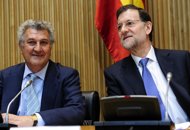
[26,74,40,115]
[140,58,166,119]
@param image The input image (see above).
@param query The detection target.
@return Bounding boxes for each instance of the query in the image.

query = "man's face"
[117,9,150,50]
[20,28,52,72]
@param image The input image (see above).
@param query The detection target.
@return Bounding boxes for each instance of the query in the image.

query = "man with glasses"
[104,4,190,125]
[0,19,85,126]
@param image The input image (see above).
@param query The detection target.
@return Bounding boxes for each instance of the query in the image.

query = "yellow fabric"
[120,0,144,8]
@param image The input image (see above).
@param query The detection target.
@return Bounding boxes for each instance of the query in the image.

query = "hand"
[1,113,34,127]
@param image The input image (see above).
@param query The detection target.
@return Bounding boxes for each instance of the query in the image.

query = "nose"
[121,25,129,34]
[34,42,42,51]
[119,25,129,37]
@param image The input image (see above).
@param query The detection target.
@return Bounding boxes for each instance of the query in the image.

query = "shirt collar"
[23,62,49,80]
[131,45,158,66]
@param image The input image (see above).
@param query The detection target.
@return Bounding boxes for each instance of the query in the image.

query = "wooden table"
[81,126,95,130]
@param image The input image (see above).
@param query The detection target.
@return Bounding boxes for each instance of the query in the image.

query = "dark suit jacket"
[0,60,85,125]
[104,48,190,119]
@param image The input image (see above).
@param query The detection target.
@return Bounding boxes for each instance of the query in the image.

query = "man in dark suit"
[0,19,85,126]
[104,5,190,124]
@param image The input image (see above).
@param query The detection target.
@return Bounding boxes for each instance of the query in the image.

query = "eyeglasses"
[117,20,141,31]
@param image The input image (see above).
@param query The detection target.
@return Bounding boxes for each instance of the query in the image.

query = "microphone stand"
[4,80,32,126]
[165,72,172,121]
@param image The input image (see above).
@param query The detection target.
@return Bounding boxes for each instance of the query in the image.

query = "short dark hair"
[116,4,153,41]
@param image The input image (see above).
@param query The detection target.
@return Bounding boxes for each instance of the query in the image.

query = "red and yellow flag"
[95,0,144,62]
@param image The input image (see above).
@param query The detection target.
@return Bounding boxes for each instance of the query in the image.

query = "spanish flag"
[95,0,144,62]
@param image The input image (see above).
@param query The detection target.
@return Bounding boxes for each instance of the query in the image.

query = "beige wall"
[0,0,190,99]
[0,0,112,98]
[146,0,190,50]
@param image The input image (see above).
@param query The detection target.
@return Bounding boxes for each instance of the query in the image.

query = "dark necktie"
[140,58,165,119]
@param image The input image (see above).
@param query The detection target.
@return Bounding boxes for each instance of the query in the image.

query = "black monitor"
[101,95,161,121]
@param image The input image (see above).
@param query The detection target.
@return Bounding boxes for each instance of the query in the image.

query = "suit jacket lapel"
[155,48,190,117]
[155,48,174,77]
[2,64,24,113]
[41,61,60,110]
[121,56,146,95]
[120,49,174,95]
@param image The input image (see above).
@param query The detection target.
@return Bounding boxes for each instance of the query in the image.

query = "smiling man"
[0,19,85,127]
[104,4,190,124]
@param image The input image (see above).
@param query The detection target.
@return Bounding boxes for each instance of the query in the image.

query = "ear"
[19,44,22,49]
[19,43,24,53]
[145,21,152,35]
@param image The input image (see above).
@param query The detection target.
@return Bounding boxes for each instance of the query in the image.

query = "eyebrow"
[26,38,49,41]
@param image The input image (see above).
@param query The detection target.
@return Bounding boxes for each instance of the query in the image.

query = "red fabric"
[95,0,130,62]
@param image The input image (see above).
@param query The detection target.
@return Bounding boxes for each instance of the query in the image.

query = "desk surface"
[94,121,172,130]
[8,126,95,130]
[1,122,173,130]
[81,126,95,130]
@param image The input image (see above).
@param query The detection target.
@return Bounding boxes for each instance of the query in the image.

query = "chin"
[122,43,131,50]
[30,60,44,66]
[123,40,136,49]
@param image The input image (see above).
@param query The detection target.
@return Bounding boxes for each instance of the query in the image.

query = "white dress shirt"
[131,46,188,123]
[17,62,49,126]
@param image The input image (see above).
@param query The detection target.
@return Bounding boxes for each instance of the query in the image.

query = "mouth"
[123,35,132,40]
[32,54,44,58]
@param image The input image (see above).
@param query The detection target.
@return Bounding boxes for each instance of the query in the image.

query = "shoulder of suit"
[49,61,78,74]
[155,48,189,57]
[105,56,132,71]
[0,62,25,73]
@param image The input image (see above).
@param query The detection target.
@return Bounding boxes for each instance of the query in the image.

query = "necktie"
[140,58,165,119]
[26,74,40,115]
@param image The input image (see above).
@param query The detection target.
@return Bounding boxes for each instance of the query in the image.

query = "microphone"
[165,72,172,121]
[5,80,33,124]
[167,72,172,83]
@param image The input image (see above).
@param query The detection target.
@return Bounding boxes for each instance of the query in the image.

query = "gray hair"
[17,19,55,45]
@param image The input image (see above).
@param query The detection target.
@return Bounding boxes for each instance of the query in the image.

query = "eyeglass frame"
[117,19,143,32]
